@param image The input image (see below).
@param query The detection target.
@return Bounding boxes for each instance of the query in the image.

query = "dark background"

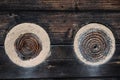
[0,0,120,79]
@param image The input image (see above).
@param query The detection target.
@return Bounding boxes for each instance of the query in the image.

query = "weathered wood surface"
[0,0,119,79]
[0,44,120,79]
[0,0,119,10]
[0,12,119,79]
[0,12,120,45]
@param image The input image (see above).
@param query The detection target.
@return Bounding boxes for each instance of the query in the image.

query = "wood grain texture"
[0,12,120,45]
[0,0,119,78]
[0,11,119,78]
[0,0,119,10]
[0,44,120,79]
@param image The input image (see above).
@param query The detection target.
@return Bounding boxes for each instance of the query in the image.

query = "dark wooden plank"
[8,78,119,80]
[0,0,119,79]
[0,13,16,45]
[76,0,120,10]
[0,0,119,10]
[0,11,120,78]
[0,44,119,79]
[0,12,120,45]
[0,0,74,10]
[19,78,120,80]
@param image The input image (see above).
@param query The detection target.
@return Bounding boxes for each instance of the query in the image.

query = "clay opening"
[93,44,97,49]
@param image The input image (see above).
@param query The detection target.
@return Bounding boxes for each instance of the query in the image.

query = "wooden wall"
[0,0,120,79]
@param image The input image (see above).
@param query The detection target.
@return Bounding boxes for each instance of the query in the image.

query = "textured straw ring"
[74,23,115,66]
[4,23,50,68]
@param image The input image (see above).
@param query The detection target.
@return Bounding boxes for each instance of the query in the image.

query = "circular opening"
[92,44,100,53]
[93,44,98,49]
[15,33,42,60]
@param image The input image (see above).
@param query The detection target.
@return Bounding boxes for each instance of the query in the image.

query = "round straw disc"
[4,23,50,68]
[74,23,115,66]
